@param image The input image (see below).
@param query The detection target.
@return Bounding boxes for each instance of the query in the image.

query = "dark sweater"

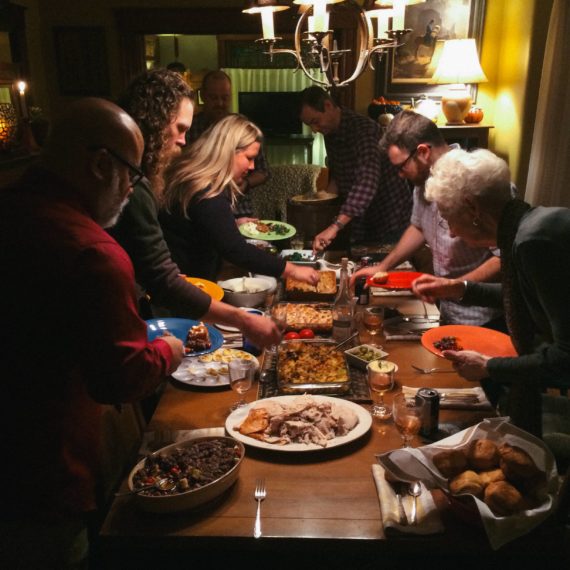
[159,187,286,281]
[109,178,211,318]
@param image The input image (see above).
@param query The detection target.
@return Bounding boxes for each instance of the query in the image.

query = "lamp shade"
[242,0,290,14]
[432,39,487,124]
[431,39,487,85]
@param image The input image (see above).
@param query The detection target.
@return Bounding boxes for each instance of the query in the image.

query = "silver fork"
[411,365,456,374]
[254,478,266,538]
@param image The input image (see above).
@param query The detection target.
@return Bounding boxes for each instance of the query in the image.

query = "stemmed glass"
[362,306,384,345]
[367,360,396,420]
[392,393,426,448]
[228,358,254,411]
[267,304,287,354]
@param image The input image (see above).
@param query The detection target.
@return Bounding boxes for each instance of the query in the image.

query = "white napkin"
[402,385,493,409]
[372,464,444,535]
[370,288,414,297]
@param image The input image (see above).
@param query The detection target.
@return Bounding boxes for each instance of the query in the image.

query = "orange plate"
[185,277,224,301]
[422,325,517,358]
[366,271,424,290]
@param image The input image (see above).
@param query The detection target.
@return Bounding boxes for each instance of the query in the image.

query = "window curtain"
[224,68,327,166]
[525,0,570,207]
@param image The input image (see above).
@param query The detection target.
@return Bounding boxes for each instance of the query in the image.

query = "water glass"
[367,360,396,420]
[290,232,305,250]
[393,393,426,448]
[228,358,254,411]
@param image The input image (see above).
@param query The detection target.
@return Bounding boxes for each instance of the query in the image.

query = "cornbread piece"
[433,449,468,479]
[467,439,500,470]
[449,470,484,498]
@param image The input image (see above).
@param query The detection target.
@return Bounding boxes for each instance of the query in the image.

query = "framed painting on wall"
[375,0,486,102]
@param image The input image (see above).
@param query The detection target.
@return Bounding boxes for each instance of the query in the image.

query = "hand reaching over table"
[411,274,466,304]
[240,311,281,349]
[349,262,389,287]
[283,262,320,286]
[442,349,492,381]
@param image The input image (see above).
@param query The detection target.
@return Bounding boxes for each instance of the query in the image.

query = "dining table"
[97,285,567,569]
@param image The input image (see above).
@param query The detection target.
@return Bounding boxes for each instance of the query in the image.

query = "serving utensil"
[115,477,176,497]
[333,331,359,351]
[411,365,456,374]
[254,478,266,538]
[408,481,422,525]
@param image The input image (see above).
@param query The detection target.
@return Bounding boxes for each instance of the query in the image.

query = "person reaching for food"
[159,113,319,285]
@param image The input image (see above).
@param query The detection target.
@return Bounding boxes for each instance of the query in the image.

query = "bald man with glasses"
[352,110,507,329]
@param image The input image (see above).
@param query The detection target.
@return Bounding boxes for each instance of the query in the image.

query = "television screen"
[238,91,303,137]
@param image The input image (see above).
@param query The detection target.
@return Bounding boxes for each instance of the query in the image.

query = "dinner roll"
[433,449,468,479]
[372,271,389,284]
[498,443,540,482]
[484,481,525,516]
[449,470,484,498]
[479,468,506,487]
[467,438,500,470]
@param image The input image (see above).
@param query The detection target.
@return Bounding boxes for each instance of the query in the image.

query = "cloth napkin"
[372,464,444,535]
[402,385,493,410]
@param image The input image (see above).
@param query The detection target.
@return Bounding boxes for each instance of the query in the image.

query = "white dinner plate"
[225,395,372,452]
[172,348,259,388]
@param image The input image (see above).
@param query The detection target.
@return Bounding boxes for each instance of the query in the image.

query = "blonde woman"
[160,114,319,284]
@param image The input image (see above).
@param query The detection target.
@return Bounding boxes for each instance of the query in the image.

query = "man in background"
[111,69,280,348]
[299,86,412,252]
[351,110,505,328]
[186,69,268,222]
[0,98,184,567]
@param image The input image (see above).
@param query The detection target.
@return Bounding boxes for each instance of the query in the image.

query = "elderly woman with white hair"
[159,113,318,285]
[412,148,570,437]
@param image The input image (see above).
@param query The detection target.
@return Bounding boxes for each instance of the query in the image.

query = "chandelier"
[243,0,422,88]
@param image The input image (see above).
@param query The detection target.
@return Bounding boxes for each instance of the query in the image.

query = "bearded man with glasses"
[352,110,509,330]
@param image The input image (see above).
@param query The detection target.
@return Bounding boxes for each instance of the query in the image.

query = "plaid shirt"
[412,186,503,326]
[186,113,269,218]
[325,109,412,243]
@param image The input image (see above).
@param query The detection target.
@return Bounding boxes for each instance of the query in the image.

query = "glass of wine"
[363,306,384,345]
[228,358,254,411]
[367,360,396,420]
[392,393,426,448]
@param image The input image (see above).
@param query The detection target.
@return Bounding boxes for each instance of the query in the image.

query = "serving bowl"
[127,436,245,514]
[344,344,389,370]
[217,277,271,308]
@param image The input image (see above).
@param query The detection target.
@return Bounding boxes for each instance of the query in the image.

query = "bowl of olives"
[344,344,389,370]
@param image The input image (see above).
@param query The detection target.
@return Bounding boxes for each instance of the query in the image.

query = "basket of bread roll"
[376,417,559,549]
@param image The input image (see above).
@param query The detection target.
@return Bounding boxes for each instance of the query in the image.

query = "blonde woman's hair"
[163,114,262,215]
[425,148,512,218]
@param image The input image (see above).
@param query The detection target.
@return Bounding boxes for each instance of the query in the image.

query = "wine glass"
[363,306,384,345]
[228,358,254,411]
[392,393,426,448]
[367,360,396,420]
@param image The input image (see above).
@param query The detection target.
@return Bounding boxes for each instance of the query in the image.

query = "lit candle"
[378,10,393,38]
[393,0,407,31]
[333,39,338,52]
[17,80,28,120]
[312,0,328,33]
[260,9,275,40]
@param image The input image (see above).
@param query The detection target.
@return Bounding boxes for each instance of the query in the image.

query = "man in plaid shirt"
[299,86,412,250]
[186,70,268,221]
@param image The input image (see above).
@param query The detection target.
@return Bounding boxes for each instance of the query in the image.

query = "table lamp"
[431,38,487,124]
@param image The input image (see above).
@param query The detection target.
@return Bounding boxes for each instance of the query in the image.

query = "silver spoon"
[408,481,422,525]
[115,477,176,497]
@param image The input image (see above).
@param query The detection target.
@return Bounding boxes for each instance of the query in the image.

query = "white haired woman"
[159,114,318,285]
[411,148,570,437]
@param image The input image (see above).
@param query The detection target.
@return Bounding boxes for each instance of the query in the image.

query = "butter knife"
[388,480,409,526]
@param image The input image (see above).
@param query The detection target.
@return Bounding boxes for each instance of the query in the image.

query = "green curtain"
[223,68,326,166]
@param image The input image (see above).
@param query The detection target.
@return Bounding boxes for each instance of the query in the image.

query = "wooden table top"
[98,296,566,567]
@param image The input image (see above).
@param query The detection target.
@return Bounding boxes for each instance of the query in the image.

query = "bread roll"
[484,481,525,516]
[498,443,540,482]
[467,438,499,470]
[479,468,506,487]
[449,470,484,498]
[433,449,468,479]
[372,271,388,284]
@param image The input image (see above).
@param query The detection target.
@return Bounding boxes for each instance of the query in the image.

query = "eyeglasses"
[90,146,144,187]
[394,146,419,173]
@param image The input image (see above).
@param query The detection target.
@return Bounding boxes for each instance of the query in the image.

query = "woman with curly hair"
[159,113,319,284]
[110,70,282,351]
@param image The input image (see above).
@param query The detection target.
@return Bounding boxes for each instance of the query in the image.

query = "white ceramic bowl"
[217,277,271,308]
[128,436,245,514]
[344,344,389,370]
